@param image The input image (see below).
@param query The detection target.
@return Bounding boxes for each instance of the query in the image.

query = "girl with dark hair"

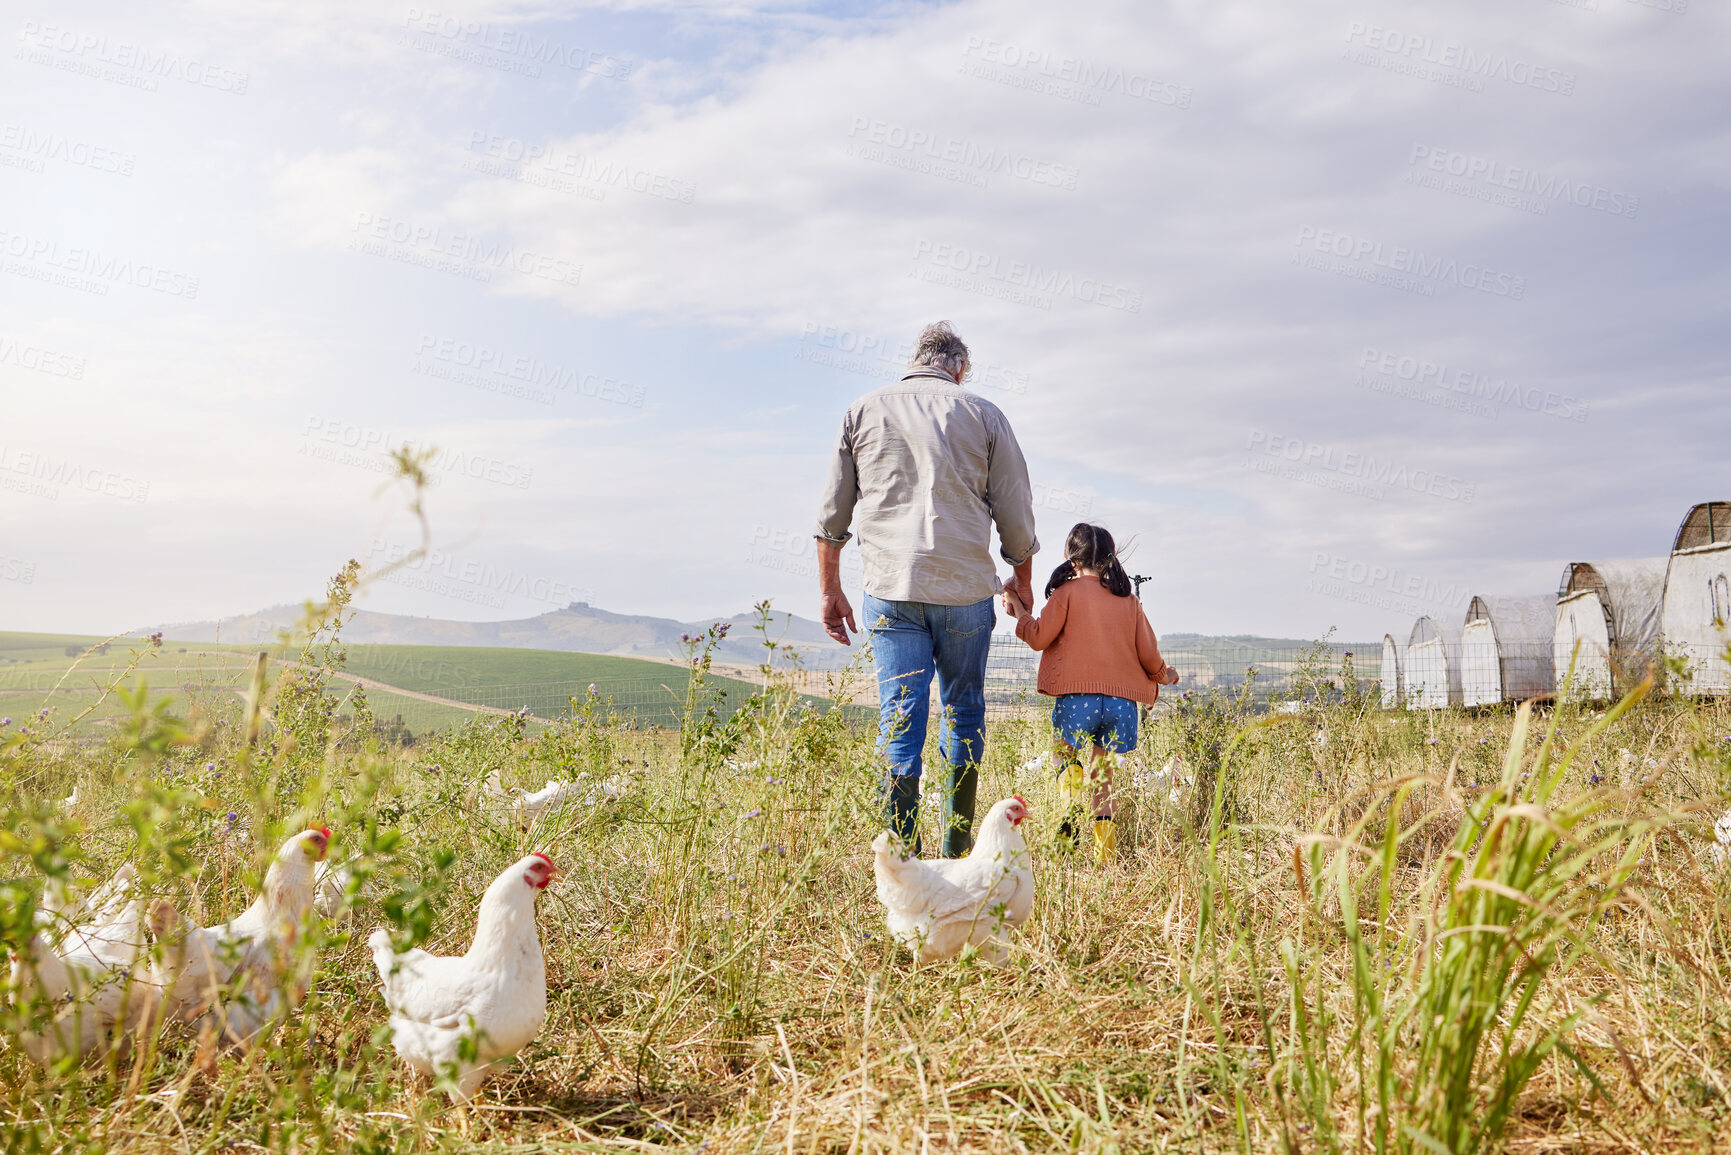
[1003,523,1179,861]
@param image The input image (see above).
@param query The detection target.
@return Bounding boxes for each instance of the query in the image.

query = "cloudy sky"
[1,0,1725,642]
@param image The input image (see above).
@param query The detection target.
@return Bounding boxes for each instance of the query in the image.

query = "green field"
[0,632,786,739]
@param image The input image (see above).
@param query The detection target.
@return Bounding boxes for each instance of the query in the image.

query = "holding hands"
[1000,567,1035,620]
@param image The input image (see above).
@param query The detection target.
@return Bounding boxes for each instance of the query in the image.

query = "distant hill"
[143,601,858,670]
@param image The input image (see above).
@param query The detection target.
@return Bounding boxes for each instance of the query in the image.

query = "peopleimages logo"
[958,37,1192,109]
[300,416,534,490]
[1031,481,1095,516]
[349,213,583,287]
[1305,551,1472,616]
[400,8,634,79]
[0,226,200,298]
[1406,145,1637,219]
[0,333,85,379]
[911,240,1142,313]
[846,117,1079,191]
[368,538,595,609]
[466,132,695,204]
[1,555,38,585]
[1245,430,1475,504]
[414,335,646,408]
[1294,226,1525,300]
[16,22,250,93]
[0,445,150,503]
[0,124,135,176]
[1357,346,1587,422]
[746,524,864,584]
[1343,22,1576,96]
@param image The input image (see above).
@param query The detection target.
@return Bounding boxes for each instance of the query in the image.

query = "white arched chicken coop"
[1406,616,1461,709]
[1379,632,1404,708]
[1660,502,1731,695]
[1460,595,1556,706]
[1552,559,1667,700]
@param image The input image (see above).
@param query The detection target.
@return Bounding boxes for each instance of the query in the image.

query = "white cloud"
[4,0,1727,641]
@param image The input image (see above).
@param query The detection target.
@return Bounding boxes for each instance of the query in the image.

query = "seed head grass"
[3,609,1730,1153]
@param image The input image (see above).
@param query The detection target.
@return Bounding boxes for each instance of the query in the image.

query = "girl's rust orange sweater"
[1013,576,1173,705]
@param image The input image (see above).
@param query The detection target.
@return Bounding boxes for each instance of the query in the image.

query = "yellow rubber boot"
[1092,818,1118,865]
[1058,759,1085,807]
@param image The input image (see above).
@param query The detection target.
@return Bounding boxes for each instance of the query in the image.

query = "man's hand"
[1000,587,1025,620]
[1011,558,1035,611]
[821,589,858,645]
[816,539,857,645]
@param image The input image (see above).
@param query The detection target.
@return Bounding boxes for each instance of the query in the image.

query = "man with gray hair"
[815,321,1039,857]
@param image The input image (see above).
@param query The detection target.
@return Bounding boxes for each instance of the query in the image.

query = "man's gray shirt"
[815,368,1039,606]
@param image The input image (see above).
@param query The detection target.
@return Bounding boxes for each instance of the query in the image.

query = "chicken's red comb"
[1012,794,1028,807]
[308,824,331,839]
[531,851,554,867]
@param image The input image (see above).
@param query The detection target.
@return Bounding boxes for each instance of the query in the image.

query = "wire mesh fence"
[981,632,1385,718]
[10,633,1665,748]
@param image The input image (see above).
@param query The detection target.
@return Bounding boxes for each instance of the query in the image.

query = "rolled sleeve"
[814,411,858,547]
[984,414,1039,566]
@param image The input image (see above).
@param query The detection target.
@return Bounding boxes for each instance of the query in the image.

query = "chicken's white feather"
[6,865,151,1066]
[145,828,328,1048]
[369,853,553,1102]
[871,797,1033,966]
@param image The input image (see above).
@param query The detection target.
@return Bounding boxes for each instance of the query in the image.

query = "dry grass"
[4,645,1731,1154]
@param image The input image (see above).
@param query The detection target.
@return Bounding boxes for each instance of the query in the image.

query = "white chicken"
[1018,752,1056,783]
[872,796,1034,966]
[7,864,150,1066]
[368,853,556,1106]
[146,826,330,1047]
[1709,808,1731,868]
[484,771,625,829]
[1135,753,1194,808]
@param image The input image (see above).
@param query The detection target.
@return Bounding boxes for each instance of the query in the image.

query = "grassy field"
[3,618,1730,1154]
[0,631,782,738]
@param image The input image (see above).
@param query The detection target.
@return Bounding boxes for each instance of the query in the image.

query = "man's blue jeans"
[863,593,995,858]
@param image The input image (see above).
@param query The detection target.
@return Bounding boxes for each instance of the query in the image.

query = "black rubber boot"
[1055,817,1080,852]
[883,774,922,856]
[1054,755,1083,853]
[939,761,978,859]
